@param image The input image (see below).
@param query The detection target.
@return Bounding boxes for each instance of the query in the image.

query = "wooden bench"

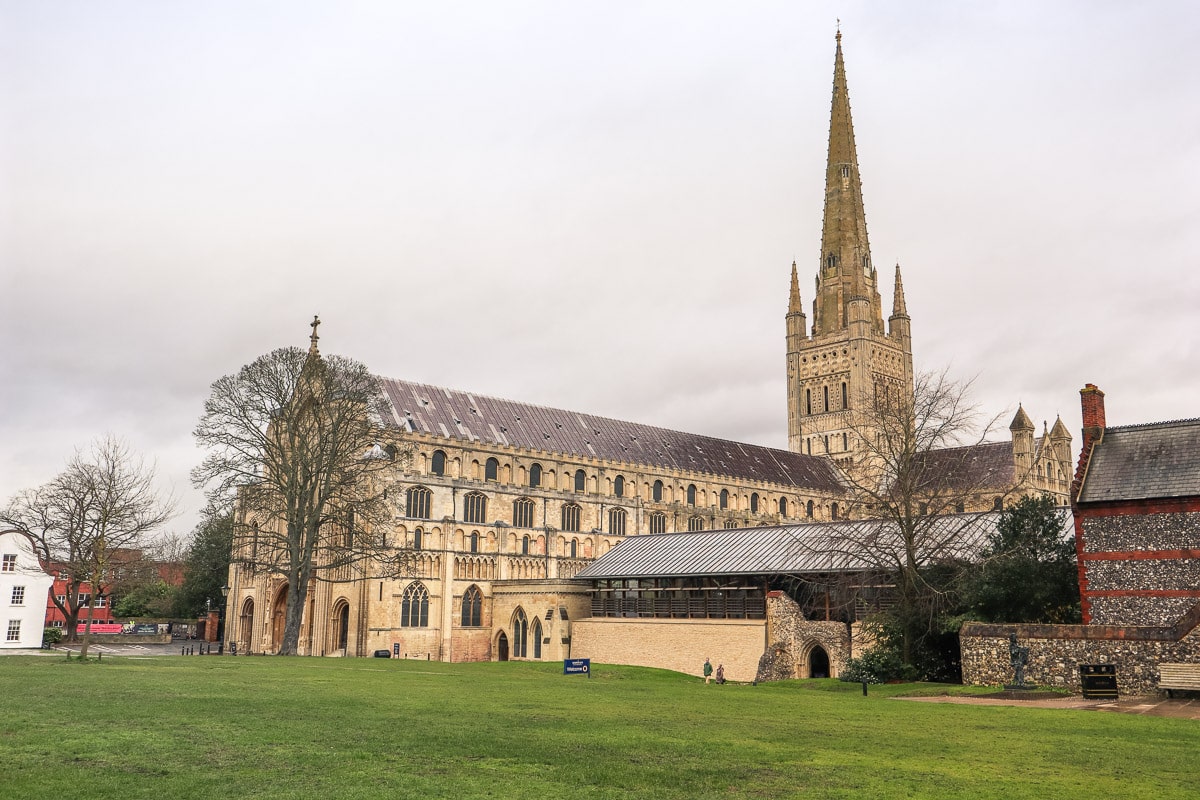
[1158,663,1200,697]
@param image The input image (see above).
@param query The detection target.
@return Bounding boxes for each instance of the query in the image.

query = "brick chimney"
[1071,384,1107,505]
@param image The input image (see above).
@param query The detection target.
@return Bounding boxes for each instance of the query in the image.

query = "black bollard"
[862,680,868,696]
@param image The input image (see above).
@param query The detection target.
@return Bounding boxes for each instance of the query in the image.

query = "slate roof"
[1078,419,1200,503]
[377,379,847,493]
[572,511,1061,580]
[912,441,1015,492]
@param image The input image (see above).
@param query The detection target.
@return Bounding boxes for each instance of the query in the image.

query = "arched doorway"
[331,600,349,654]
[271,584,289,653]
[496,631,509,662]
[809,644,830,678]
[239,598,255,654]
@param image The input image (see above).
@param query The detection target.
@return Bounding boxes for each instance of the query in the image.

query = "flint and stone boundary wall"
[961,603,1200,695]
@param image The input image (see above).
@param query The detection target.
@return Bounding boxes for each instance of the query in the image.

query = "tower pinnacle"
[892,263,908,317]
[789,261,803,314]
[309,315,321,356]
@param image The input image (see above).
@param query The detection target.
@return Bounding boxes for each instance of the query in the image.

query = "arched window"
[431,450,446,476]
[652,480,663,502]
[531,618,542,659]
[719,489,728,510]
[824,385,830,412]
[824,435,830,453]
[805,388,812,415]
[461,585,482,627]
[750,493,759,514]
[806,500,814,518]
[919,502,928,516]
[778,497,788,516]
[613,475,625,498]
[512,608,528,658]
[574,469,586,492]
[842,381,848,409]
[687,515,704,531]
[413,528,423,550]
[687,484,697,506]
[400,583,429,627]
[463,492,487,524]
[485,458,499,481]
[831,502,839,520]
[561,503,581,533]
[648,511,666,534]
[608,507,627,536]
[955,502,965,514]
[521,535,530,555]
[469,532,479,553]
[529,463,542,487]
[513,497,535,528]
[569,539,577,558]
[993,497,1004,511]
[406,486,432,519]
[842,432,848,451]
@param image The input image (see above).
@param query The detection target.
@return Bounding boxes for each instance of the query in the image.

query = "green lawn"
[0,656,1193,799]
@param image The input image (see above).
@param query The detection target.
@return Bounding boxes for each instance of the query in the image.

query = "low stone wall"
[67,634,172,645]
[961,606,1200,695]
[571,617,765,682]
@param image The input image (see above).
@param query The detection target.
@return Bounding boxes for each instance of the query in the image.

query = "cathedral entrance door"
[334,602,349,653]
[239,598,255,654]
[497,631,509,662]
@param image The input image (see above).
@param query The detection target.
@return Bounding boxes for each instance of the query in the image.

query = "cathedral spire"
[892,263,908,317]
[813,31,881,336]
[788,261,802,314]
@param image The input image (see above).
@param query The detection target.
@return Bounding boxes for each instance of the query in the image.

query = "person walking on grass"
[716,664,725,685]
[703,658,713,684]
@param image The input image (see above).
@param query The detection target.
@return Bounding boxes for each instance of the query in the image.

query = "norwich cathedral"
[224,34,1074,678]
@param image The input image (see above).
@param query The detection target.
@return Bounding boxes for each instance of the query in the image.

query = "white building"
[0,530,54,649]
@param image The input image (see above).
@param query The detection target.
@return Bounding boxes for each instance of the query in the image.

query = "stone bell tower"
[786,32,914,466]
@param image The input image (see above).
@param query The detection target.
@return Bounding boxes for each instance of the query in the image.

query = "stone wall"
[571,617,766,682]
[1076,506,1200,625]
[756,591,850,681]
[961,604,1200,695]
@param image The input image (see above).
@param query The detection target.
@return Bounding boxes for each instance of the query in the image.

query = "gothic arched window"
[574,469,586,493]
[400,583,429,628]
[652,480,663,502]
[513,497,535,528]
[431,450,446,476]
[531,617,543,659]
[512,608,528,658]
[561,503,581,533]
[719,489,728,510]
[463,492,487,524]
[687,485,697,506]
[778,497,788,516]
[485,458,499,481]
[461,585,482,627]
[406,486,432,519]
[750,493,759,514]
[608,507,627,536]
[648,511,666,534]
[529,463,542,487]
[613,475,625,498]
[806,500,814,518]
[687,515,704,531]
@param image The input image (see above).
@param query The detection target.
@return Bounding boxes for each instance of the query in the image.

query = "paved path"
[898,693,1200,720]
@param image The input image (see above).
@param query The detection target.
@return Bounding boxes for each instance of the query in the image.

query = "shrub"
[42,627,63,646]
[840,649,912,684]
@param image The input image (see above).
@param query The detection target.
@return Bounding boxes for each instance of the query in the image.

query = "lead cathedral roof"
[378,378,847,494]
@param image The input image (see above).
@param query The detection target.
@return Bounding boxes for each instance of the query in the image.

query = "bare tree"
[0,437,175,657]
[192,326,409,655]
[820,369,1008,666]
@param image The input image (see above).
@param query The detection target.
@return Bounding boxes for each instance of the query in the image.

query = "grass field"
[0,655,1193,799]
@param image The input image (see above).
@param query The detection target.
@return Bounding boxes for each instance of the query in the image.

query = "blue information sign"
[393,642,400,656]
[564,658,590,676]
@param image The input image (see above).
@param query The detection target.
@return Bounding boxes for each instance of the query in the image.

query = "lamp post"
[220,583,231,654]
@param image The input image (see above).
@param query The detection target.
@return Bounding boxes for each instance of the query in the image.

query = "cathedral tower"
[786,32,914,464]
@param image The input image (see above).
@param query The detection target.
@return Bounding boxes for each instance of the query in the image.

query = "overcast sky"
[3,1,1199,539]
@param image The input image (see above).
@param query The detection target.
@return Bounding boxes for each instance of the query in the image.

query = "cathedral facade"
[223,35,1073,666]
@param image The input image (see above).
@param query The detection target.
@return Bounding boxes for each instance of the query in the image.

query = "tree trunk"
[78,600,95,659]
[279,574,310,655]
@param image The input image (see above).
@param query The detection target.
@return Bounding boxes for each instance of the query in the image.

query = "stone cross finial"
[309,315,321,355]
